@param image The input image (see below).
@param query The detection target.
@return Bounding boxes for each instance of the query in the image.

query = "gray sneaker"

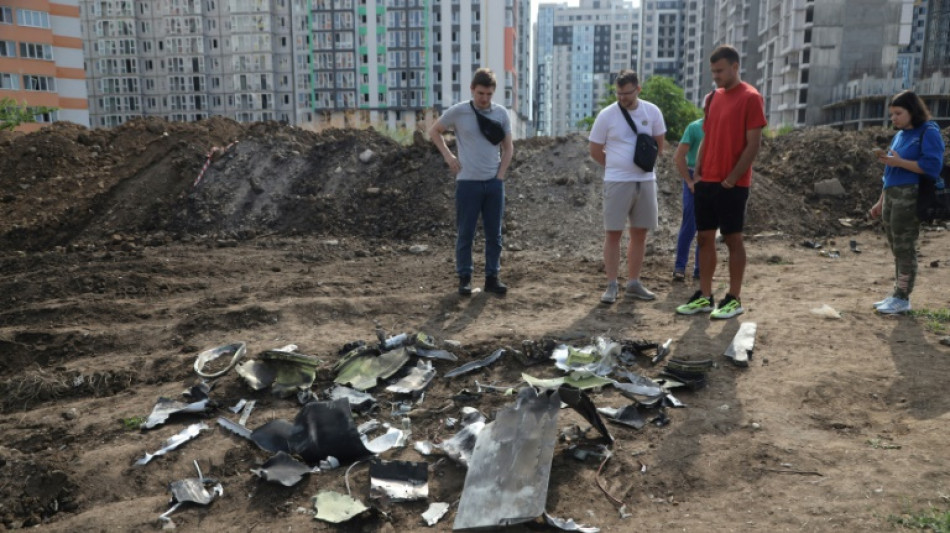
[625,279,656,300]
[601,281,619,304]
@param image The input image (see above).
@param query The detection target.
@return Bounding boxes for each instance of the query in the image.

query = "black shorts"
[694,181,749,235]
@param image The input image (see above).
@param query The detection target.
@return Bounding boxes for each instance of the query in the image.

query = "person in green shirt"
[671,92,711,281]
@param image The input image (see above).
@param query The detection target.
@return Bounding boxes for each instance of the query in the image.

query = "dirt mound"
[4,119,945,255]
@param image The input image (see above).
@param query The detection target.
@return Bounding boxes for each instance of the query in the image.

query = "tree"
[638,75,702,142]
[0,97,56,131]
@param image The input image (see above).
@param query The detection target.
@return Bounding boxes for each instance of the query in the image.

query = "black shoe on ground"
[484,276,508,295]
[458,275,472,296]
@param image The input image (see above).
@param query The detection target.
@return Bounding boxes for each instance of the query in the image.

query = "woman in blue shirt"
[868,90,945,314]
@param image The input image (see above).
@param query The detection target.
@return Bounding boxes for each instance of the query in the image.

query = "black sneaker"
[458,275,472,296]
[484,276,508,295]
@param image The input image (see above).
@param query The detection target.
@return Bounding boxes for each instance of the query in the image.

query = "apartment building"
[639,0,685,87]
[680,0,714,105]
[0,0,89,131]
[80,0,525,134]
[533,0,640,137]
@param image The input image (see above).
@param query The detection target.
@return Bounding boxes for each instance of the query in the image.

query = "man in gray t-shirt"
[429,68,514,296]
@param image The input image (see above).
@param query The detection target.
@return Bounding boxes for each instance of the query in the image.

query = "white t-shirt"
[588,100,667,182]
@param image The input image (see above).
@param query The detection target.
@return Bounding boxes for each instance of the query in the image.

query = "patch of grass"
[910,308,950,334]
[764,124,795,139]
[889,506,950,531]
[120,415,146,430]
[866,438,902,450]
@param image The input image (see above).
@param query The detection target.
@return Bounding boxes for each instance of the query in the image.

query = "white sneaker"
[877,298,911,315]
[873,296,894,309]
[625,279,656,301]
[601,281,619,304]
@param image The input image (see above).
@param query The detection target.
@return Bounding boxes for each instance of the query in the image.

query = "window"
[17,10,51,28]
[23,75,56,92]
[20,42,54,60]
[31,108,58,123]
[0,7,12,24]
[0,41,14,57]
[0,72,19,89]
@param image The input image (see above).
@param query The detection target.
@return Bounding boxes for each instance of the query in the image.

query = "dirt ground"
[0,119,948,532]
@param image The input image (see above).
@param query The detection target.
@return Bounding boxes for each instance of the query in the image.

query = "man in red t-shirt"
[676,45,767,320]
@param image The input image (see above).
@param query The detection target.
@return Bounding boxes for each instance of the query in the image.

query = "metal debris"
[334,346,411,390]
[386,360,436,395]
[440,408,487,466]
[250,451,314,486]
[160,460,223,522]
[454,388,560,530]
[136,422,209,465]
[556,385,613,443]
[369,459,429,502]
[444,348,506,378]
[543,511,601,532]
[724,322,757,367]
[194,342,246,378]
[413,347,458,361]
[141,396,209,430]
[597,404,647,430]
[363,426,407,454]
[522,372,614,390]
[311,490,369,523]
[611,369,664,398]
[328,385,378,413]
[421,502,450,526]
[235,346,321,397]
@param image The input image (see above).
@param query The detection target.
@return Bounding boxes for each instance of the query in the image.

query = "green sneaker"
[676,290,713,315]
[711,294,744,319]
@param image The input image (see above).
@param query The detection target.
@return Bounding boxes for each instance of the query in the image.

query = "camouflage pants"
[882,185,919,300]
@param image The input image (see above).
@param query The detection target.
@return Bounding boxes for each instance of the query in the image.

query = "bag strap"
[619,105,639,135]
[469,100,488,116]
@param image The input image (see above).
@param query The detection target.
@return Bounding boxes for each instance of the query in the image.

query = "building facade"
[639,0,685,87]
[0,0,89,131]
[533,0,639,137]
[80,0,525,134]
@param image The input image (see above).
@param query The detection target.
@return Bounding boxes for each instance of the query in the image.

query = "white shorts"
[603,180,658,231]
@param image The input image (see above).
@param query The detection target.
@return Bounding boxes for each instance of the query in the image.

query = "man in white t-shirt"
[588,69,667,304]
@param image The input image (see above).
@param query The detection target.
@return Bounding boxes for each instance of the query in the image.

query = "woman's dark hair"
[890,90,931,128]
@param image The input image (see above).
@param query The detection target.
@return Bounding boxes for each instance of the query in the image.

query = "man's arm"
[694,140,705,181]
[673,141,691,182]
[722,127,763,189]
[497,132,514,180]
[654,134,665,157]
[589,141,606,167]
[428,120,461,174]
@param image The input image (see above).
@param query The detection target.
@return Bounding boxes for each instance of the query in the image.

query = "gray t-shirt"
[437,100,511,181]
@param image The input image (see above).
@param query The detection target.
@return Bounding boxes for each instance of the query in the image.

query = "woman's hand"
[869,200,883,219]
[879,149,905,169]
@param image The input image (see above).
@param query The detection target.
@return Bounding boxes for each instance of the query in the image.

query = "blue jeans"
[456,178,504,278]
[675,172,700,277]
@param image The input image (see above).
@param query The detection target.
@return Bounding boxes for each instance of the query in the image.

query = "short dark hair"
[890,90,931,127]
[471,68,496,89]
[710,45,740,65]
[615,69,639,89]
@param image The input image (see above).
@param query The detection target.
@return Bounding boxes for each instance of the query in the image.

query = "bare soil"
[0,119,948,532]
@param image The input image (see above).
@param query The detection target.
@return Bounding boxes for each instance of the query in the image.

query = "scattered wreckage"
[129,323,756,529]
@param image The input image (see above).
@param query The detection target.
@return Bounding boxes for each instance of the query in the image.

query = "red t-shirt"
[700,82,767,187]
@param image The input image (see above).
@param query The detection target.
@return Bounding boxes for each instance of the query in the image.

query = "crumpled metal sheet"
[141,397,209,429]
[597,404,647,430]
[334,347,411,391]
[386,360,436,394]
[369,459,429,502]
[422,502,450,526]
[444,348,505,378]
[522,371,614,390]
[312,490,369,523]
[251,451,314,486]
[453,388,560,530]
[543,511,600,532]
[235,347,321,397]
[363,426,407,454]
[440,408,486,467]
[612,369,664,398]
[724,321,756,367]
[136,422,209,465]
[328,385,377,413]
[551,339,617,376]
[556,385,613,443]
[168,477,223,506]
[194,342,246,378]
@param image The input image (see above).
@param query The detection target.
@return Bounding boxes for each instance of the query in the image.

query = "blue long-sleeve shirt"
[883,120,945,189]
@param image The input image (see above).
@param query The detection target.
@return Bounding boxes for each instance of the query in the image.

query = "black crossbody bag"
[619,105,659,172]
[470,101,506,145]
